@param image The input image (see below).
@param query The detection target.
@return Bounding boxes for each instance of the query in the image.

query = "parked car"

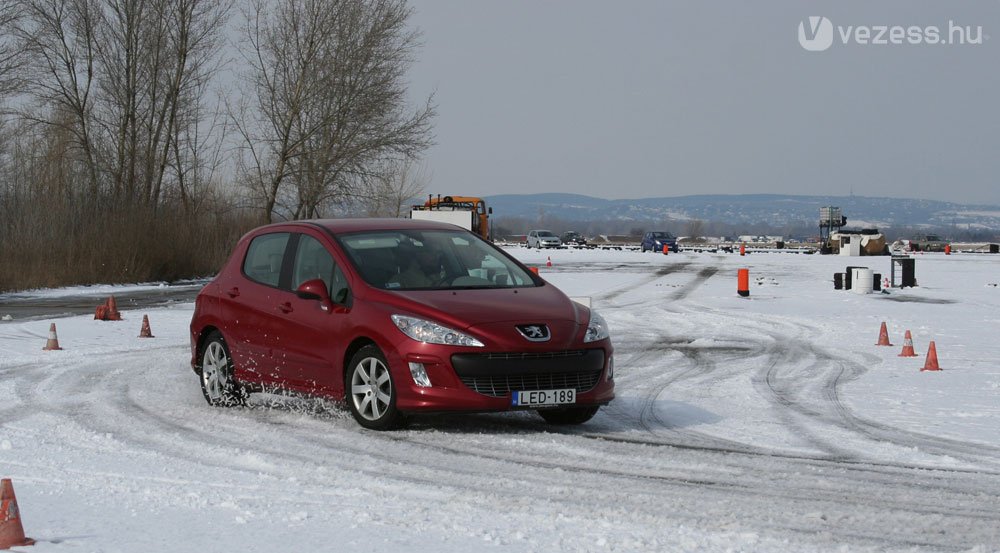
[561,231,588,247]
[640,231,678,253]
[910,234,948,252]
[190,218,614,430]
[526,229,562,248]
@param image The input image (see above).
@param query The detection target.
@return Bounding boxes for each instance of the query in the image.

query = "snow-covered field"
[2,248,999,552]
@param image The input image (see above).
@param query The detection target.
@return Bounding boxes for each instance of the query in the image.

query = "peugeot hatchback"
[640,231,678,253]
[190,219,615,430]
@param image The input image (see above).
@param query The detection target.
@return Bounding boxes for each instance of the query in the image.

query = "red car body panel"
[190,218,614,415]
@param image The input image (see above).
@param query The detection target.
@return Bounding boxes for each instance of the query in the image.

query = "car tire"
[537,406,600,425]
[199,331,247,407]
[346,345,404,430]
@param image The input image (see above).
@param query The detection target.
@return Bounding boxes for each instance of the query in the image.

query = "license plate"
[511,388,576,407]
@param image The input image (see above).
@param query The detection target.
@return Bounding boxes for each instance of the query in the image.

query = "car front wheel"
[537,406,600,425]
[347,345,404,430]
[199,331,247,407]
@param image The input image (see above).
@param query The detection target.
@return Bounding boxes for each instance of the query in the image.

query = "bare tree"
[234,0,435,223]
[17,0,102,196]
[0,2,24,101]
[363,159,428,217]
[16,0,231,208]
[686,219,704,241]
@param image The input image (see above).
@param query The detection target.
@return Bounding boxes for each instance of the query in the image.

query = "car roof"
[252,218,465,235]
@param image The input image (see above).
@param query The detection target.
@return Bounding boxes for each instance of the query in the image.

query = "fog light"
[408,362,432,387]
[607,355,614,381]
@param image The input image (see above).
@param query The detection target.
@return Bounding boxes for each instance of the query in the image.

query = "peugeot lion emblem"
[516,324,551,342]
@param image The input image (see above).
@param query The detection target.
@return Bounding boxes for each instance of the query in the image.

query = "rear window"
[243,233,290,287]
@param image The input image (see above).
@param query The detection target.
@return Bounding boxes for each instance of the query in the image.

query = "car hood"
[384,285,583,328]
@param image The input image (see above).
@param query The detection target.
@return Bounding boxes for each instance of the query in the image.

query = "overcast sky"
[405,1,1000,205]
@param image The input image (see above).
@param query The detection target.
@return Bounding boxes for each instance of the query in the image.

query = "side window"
[291,234,351,304]
[330,265,350,304]
[292,235,335,292]
[243,233,290,287]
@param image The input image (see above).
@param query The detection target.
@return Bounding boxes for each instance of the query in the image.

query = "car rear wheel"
[537,406,600,425]
[199,331,247,407]
[347,345,404,430]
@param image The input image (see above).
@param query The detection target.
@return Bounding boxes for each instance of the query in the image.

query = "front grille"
[459,371,603,397]
[451,349,605,398]
[481,350,585,361]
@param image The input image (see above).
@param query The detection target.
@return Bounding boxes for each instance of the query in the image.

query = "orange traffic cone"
[546,256,552,267]
[138,314,154,338]
[106,296,122,321]
[529,266,539,275]
[920,341,941,371]
[662,244,669,255]
[898,330,917,357]
[42,323,62,351]
[0,478,34,548]
[740,243,746,256]
[875,321,893,346]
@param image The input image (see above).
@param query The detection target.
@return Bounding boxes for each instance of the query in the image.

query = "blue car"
[640,231,678,253]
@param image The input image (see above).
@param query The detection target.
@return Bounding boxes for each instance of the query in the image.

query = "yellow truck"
[410,195,492,240]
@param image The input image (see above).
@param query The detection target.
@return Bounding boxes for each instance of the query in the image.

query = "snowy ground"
[1,248,999,552]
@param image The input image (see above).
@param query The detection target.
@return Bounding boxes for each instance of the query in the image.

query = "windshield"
[339,229,538,291]
[651,232,673,239]
[538,231,556,238]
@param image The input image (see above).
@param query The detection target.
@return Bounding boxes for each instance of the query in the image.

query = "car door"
[275,232,354,393]
[226,231,296,388]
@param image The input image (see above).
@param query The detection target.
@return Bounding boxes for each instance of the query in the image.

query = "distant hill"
[484,193,1000,230]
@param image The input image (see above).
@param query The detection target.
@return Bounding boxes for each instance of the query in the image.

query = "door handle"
[278,302,294,314]
[226,287,240,298]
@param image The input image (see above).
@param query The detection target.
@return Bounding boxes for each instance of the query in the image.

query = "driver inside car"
[388,242,444,288]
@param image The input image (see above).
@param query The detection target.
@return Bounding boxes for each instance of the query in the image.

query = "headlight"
[391,315,484,347]
[584,310,610,343]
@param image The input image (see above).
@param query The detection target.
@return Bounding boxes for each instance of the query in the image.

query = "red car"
[190,218,615,430]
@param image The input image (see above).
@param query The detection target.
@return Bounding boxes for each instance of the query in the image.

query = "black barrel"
[833,272,843,290]
[898,258,916,287]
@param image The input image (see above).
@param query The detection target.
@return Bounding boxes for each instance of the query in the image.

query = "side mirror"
[295,278,334,312]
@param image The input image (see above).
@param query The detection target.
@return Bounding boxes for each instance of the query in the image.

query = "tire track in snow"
[596,262,693,302]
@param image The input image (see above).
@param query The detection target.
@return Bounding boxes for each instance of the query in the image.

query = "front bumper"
[388,346,615,412]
